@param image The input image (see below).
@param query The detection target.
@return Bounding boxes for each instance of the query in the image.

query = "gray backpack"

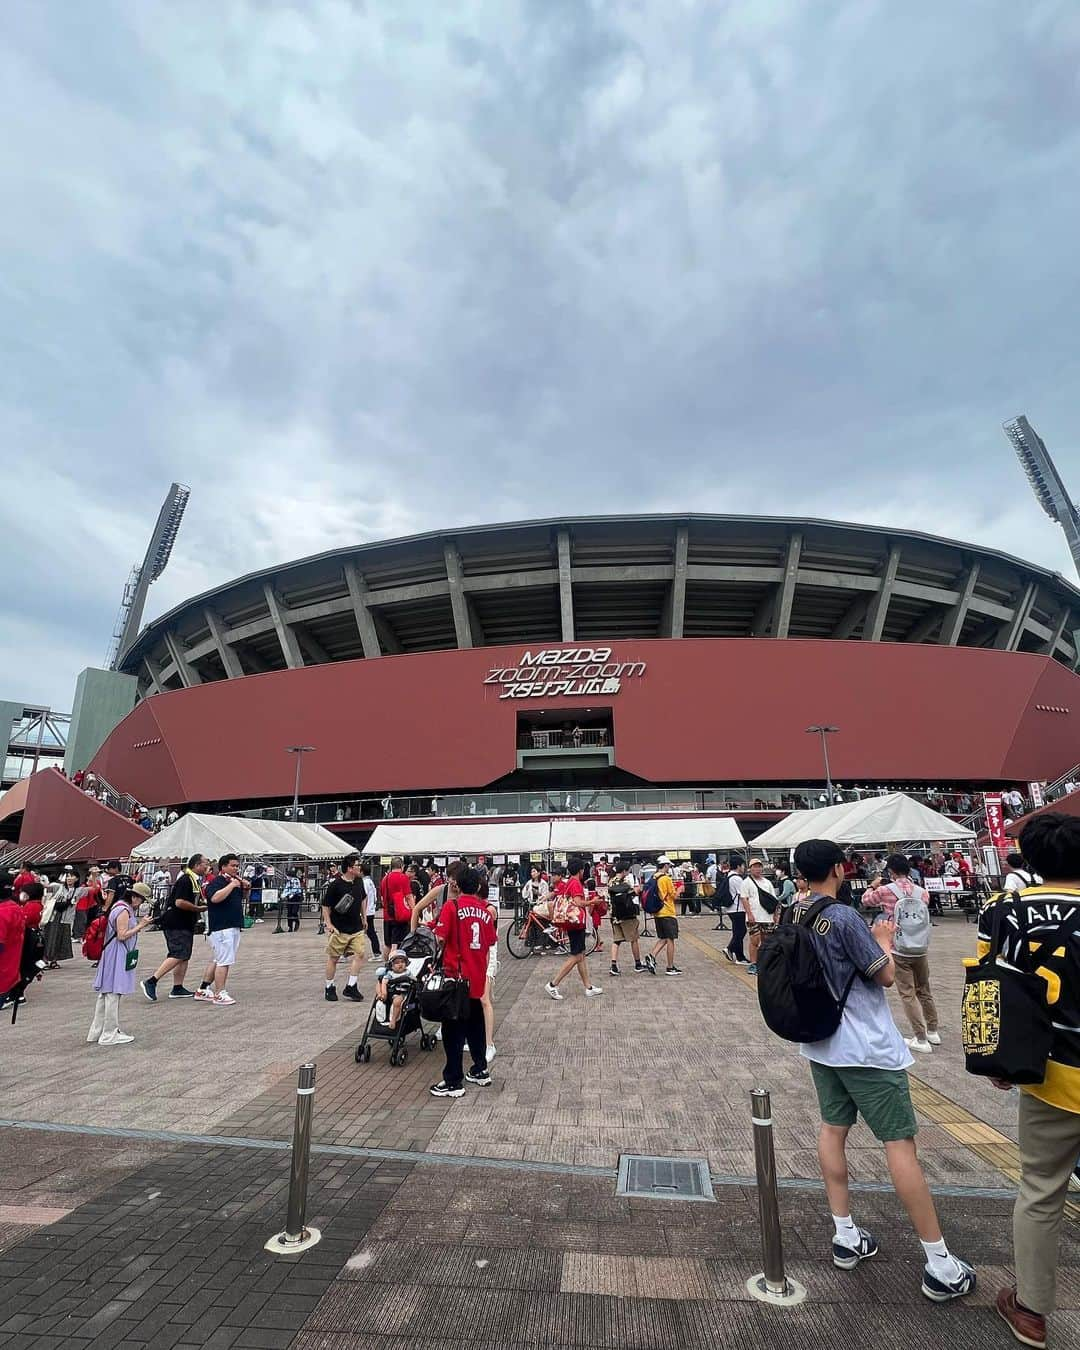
[890,883,931,956]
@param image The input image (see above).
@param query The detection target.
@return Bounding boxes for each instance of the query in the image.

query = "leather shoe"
[996,1287,1046,1348]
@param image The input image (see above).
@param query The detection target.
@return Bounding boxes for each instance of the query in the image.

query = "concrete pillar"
[774,532,803,639]
[343,561,383,659]
[863,545,901,643]
[557,529,575,641]
[263,583,303,669]
[669,526,689,639]
[203,608,244,679]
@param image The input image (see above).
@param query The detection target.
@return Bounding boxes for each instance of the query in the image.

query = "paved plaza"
[1,914,1078,1348]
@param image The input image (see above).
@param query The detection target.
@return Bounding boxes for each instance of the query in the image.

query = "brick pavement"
[0,1133,412,1349]
[2,910,1078,1349]
[288,1163,1080,1349]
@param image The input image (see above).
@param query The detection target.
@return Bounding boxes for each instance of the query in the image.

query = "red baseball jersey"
[433,895,496,998]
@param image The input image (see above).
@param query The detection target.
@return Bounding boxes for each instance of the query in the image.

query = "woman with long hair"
[40,866,77,967]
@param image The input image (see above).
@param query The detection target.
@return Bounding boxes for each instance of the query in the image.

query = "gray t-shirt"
[797,900,912,1071]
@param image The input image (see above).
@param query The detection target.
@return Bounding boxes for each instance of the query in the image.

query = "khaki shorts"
[611,917,640,943]
[327,930,366,960]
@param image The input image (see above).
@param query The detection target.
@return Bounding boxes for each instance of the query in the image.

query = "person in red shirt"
[429,866,496,1097]
[18,881,45,931]
[544,858,603,1001]
[0,873,28,1001]
[13,868,37,898]
[379,857,414,951]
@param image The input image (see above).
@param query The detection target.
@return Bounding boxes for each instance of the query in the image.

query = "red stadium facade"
[89,638,1077,809]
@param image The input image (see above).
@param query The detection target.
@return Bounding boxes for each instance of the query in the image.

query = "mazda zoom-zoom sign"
[483,647,646,699]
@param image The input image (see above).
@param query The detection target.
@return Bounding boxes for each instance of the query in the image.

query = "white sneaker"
[905,1036,932,1054]
[486,1044,496,1064]
[214,991,236,1007]
[98,1031,135,1046]
[926,1031,942,1046]
[544,982,564,1001]
[194,988,216,1002]
[584,986,604,997]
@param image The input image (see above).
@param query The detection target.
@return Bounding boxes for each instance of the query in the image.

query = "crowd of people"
[3,816,1079,1348]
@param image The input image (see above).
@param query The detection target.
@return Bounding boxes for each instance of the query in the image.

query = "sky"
[3,0,1080,710]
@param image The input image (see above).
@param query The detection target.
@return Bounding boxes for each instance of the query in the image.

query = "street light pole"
[806,726,839,805]
[279,746,315,934]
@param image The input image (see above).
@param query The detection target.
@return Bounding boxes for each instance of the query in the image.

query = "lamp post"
[806,726,838,805]
[279,746,315,934]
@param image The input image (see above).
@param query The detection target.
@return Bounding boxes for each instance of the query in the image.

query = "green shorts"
[809,1062,917,1142]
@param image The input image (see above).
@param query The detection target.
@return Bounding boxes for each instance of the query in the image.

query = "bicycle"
[505,907,599,960]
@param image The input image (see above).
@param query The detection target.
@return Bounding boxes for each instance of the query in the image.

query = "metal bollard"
[745,1088,806,1306]
[264,1063,322,1254]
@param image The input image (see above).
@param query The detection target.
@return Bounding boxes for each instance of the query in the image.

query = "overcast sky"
[4,1,1080,710]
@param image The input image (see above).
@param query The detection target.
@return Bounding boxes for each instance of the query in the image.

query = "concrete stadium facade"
[118,515,1080,698]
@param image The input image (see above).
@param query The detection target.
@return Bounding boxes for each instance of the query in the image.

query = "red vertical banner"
[983,793,1008,857]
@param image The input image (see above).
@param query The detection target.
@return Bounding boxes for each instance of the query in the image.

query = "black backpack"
[609,881,639,921]
[756,897,857,1043]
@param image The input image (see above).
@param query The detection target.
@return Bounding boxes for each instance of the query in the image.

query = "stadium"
[4,513,1080,859]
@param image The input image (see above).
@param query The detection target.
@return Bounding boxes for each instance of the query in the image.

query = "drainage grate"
[615,1155,715,1202]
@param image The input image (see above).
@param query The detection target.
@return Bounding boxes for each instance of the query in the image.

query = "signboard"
[983,793,1008,856]
[925,876,964,893]
[483,647,647,700]
[1028,781,1046,809]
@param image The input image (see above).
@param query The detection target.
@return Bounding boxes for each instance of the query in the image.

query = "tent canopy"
[752,793,976,849]
[129,813,347,860]
[365,815,745,858]
[365,821,552,857]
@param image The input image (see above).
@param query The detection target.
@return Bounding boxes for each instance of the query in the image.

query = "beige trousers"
[1015,1090,1080,1312]
[892,953,937,1038]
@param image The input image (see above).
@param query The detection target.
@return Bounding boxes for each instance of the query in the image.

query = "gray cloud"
[2,0,1080,709]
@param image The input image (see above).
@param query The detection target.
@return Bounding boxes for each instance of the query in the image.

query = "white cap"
[657,855,672,866]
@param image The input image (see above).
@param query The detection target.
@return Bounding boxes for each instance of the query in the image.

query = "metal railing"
[234,784,985,826]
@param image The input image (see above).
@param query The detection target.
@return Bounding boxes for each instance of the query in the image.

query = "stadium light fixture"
[1003,415,1080,576]
[107,482,192,668]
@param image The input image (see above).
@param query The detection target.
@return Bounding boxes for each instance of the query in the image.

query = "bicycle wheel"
[584,926,599,955]
[505,916,534,960]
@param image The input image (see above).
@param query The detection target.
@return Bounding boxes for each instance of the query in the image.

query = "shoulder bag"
[962,902,1070,1084]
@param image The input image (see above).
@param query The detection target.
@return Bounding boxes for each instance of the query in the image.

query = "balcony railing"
[234,785,989,827]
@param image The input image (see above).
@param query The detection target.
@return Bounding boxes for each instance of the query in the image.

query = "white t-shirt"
[363,876,378,916]
[726,873,743,912]
[1004,869,1041,892]
[740,874,777,924]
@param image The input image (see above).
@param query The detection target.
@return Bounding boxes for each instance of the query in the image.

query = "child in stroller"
[354,926,439,1067]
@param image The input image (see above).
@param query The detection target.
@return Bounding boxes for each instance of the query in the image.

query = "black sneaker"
[168,985,195,998]
[645,955,656,973]
[342,985,364,1002]
[609,963,620,976]
[723,949,735,963]
[465,1069,492,1086]
[140,977,158,1002]
[665,966,683,976]
[634,962,646,973]
[429,1081,466,1098]
[325,986,338,1002]
[921,1257,976,1302]
[833,1228,879,1269]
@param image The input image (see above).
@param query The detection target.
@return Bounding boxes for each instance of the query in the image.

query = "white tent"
[365,821,553,858]
[274,821,350,856]
[365,815,744,858]
[130,813,346,860]
[752,793,976,849]
[549,815,745,854]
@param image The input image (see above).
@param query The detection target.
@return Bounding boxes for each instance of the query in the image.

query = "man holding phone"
[195,854,249,1007]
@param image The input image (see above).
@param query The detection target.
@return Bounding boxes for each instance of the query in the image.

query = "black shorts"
[384,920,410,948]
[654,917,679,941]
[566,927,587,955]
[162,927,194,961]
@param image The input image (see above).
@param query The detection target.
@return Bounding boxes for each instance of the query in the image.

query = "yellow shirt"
[656,873,677,919]
[976,886,1080,1114]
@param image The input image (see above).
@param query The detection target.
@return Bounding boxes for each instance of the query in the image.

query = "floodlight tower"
[106,483,191,668]
[1003,416,1080,577]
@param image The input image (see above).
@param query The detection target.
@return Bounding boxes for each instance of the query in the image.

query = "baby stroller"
[354,926,440,1067]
